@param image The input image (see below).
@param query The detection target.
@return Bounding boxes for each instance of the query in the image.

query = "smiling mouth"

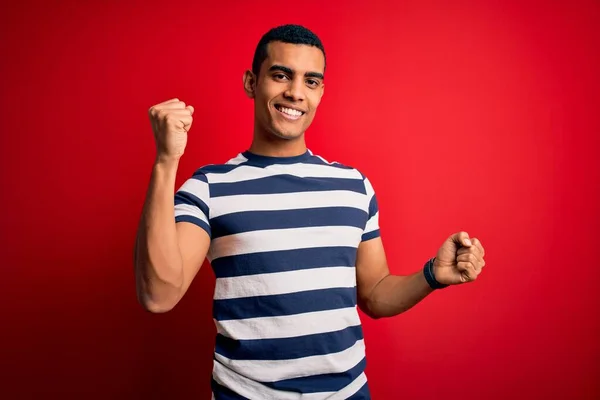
[274,104,305,120]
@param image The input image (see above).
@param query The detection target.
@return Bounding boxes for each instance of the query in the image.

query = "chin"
[268,120,307,140]
[270,128,304,140]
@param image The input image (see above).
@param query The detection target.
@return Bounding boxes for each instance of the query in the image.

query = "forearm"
[363,270,434,319]
[135,159,184,312]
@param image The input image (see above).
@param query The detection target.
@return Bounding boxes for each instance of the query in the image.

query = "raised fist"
[148,98,194,162]
[433,231,486,285]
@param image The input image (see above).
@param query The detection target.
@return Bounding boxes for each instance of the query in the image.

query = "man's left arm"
[356,232,486,319]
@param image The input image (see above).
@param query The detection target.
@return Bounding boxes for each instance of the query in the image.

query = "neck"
[249,129,307,158]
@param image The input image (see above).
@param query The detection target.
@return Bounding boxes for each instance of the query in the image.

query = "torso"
[177,150,374,399]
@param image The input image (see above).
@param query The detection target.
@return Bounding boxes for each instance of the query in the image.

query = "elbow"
[134,260,182,314]
[358,299,383,320]
[141,300,176,314]
[137,292,178,314]
[135,273,180,314]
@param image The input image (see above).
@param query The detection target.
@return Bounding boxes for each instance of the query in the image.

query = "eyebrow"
[269,64,324,80]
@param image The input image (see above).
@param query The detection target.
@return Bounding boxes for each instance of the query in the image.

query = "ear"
[243,70,256,99]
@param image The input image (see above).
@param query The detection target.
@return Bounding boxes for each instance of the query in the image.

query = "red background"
[1,0,598,398]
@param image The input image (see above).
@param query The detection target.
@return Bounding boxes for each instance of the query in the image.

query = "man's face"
[245,41,325,141]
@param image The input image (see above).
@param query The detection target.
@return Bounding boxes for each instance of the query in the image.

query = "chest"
[207,175,369,262]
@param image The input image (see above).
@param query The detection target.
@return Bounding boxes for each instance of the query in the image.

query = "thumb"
[450,231,472,247]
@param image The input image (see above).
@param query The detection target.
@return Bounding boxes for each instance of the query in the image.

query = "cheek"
[312,89,324,105]
[308,95,323,114]
[257,82,278,102]
[254,93,271,117]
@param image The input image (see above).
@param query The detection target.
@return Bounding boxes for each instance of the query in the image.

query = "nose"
[283,77,305,101]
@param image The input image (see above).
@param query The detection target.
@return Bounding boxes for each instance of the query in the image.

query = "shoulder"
[307,150,371,181]
[307,151,380,200]
[190,153,250,179]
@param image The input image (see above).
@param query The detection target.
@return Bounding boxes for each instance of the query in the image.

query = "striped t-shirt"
[174,149,380,399]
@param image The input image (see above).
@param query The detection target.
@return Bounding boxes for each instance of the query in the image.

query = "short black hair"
[251,24,326,77]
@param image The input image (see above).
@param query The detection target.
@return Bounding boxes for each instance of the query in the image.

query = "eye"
[273,73,289,81]
[306,79,320,88]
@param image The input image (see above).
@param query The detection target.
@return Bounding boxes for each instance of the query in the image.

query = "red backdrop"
[1,0,598,398]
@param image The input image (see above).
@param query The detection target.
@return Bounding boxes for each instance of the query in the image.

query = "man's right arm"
[134,159,210,313]
[134,98,209,313]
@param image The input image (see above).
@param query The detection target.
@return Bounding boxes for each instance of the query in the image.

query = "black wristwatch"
[423,257,449,289]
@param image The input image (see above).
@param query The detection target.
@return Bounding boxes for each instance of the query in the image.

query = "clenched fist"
[433,231,486,285]
[148,98,194,162]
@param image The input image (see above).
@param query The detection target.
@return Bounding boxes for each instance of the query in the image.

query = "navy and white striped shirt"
[174,149,380,399]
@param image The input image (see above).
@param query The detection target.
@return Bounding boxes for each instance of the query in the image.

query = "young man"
[135,24,486,399]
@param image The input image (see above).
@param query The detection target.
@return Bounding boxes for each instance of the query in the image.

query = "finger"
[457,243,482,258]
[174,114,193,127]
[457,253,483,272]
[450,231,472,247]
[149,103,186,120]
[457,262,478,282]
[456,258,475,272]
[159,112,193,129]
[187,105,194,115]
[471,237,485,257]
[148,110,158,130]
[155,100,187,111]
[170,117,193,132]
[149,98,181,114]
[456,254,485,275]
[164,109,193,118]
[460,271,476,282]
[159,98,180,105]
[156,109,193,124]
[182,120,193,132]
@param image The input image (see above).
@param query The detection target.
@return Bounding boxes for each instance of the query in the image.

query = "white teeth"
[279,106,302,117]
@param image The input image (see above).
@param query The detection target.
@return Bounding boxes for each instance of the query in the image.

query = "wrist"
[423,257,448,290]
[154,155,180,171]
[151,158,180,190]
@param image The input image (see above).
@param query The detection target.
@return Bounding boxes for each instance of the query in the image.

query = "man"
[135,24,486,399]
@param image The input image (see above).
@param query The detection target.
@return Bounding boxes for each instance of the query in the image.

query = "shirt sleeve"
[174,169,211,238]
[362,176,380,242]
